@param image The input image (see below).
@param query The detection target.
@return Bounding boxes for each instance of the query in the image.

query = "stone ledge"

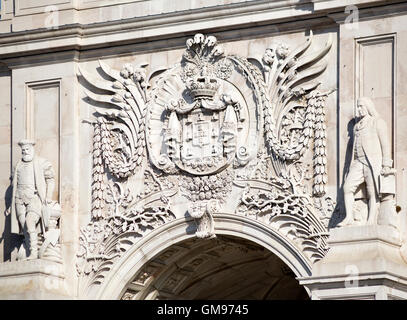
[313,225,406,275]
[328,225,401,246]
[1,0,407,61]
[0,260,70,299]
[0,259,65,278]
[299,225,407,299]
[300,275,407,300]
[300,271,407,287]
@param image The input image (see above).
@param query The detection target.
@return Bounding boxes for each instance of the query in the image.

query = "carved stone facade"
[0,0,407,300]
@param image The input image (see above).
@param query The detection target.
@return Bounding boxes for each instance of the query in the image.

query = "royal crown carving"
[78,32,335,291]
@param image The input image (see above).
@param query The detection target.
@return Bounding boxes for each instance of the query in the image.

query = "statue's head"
[356,97,378,119]
[18,139,35,162]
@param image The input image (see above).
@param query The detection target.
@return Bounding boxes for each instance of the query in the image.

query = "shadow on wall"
[328,118,355,229]
[2,185,23,262]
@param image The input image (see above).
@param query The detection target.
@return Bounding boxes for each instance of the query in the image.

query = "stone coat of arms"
[77,32,335,291]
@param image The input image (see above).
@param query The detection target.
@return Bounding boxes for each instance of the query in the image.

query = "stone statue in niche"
[10,139,62,261]
[342,97,395,226]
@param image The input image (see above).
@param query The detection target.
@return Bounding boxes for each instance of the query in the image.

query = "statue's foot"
[339,218,354,227]
[366,217,377,225]
[27,251,38,260]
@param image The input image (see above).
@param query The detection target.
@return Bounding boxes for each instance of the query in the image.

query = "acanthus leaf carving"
[80,60,148,179]
[77,181,176,289]
[236,178,329,263]
[78,31,336,293]
[237,31,334,197]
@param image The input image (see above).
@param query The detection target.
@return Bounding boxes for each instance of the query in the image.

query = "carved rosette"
[78,31,334,293]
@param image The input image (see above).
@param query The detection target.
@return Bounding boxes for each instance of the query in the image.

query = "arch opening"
[89,215,314,300]
[120,235,309,300]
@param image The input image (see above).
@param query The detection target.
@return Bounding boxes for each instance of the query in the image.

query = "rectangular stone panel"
[17,0,71,9]
[15,0,73,16]
[80,0,144,5]
[26,80,60,202]
[356,35,395,160]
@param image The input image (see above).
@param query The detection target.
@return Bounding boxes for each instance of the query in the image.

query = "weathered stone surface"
[0,0,406,300]
[299,225,407,300]
[0,259,68,299]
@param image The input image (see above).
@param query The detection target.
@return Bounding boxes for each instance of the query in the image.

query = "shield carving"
[146,35,258,176]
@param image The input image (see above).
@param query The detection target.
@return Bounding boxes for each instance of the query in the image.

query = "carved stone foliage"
[78,31,335,293]
[76,180,175,289]
[232,32,333,196]
[180,169,234,203]
[236,177,329,263]
[180,169,233,238]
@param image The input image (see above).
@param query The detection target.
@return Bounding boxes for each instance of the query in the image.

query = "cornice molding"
[0,0,405,62]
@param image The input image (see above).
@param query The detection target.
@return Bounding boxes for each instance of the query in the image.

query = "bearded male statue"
[342,97,393,226]
[10,139,55,260]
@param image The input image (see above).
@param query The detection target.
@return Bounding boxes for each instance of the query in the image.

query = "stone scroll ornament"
[77,32,334,290]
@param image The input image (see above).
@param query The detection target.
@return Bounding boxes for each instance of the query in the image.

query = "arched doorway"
[77,31,333,300]
[121,234,309,300]
[86,214,313,299]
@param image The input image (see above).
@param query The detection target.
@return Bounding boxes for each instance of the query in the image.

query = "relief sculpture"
[77,32,336,290]
[10,140,62,262]
[342,97,397,227]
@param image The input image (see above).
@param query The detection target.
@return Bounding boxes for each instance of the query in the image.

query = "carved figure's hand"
[381,166,396,176]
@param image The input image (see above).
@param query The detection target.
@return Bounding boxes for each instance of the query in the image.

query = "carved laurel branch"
[91,120,105,219]
[237,179,329,263]
[308,90,331,196]
[80,60,148,179]
[261,32,333,152]
[230,32,332,196]
[77,205,175,290]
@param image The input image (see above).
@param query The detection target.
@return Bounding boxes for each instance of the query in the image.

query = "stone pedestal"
[299,225,407,300]
[0,259,70,299]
